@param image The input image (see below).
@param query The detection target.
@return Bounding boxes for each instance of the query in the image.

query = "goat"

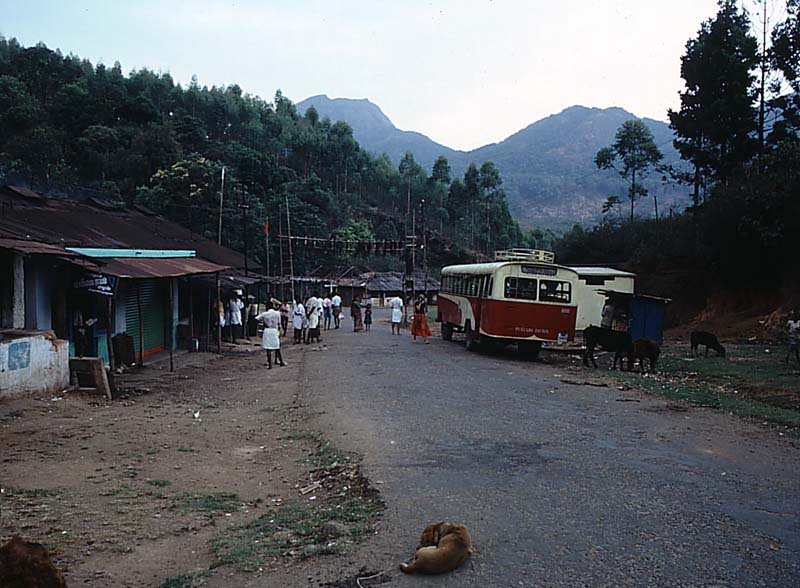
[690,331,726,358]
[633,339,660,373]
[583,326,634,370]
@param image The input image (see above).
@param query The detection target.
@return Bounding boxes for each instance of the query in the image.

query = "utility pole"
[285,195,295,301]
[238,184,250,276]
[217,166,226,244]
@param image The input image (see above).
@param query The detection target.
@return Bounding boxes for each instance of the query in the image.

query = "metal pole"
[188,279,194,352]
[217,167,226,245]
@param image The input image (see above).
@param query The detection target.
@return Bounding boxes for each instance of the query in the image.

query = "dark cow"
[633,339,661,373]
[0,536,67,588]
[583,326,634,370]
[690,331,726,357]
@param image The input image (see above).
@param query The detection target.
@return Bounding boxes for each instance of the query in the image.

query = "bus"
[438,249,579,358]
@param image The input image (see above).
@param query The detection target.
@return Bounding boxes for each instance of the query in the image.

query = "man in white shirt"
[389,295,404,335]
[331,292,342,329]
[785,312,799,364]
[323,295,333,330]
[229,291,244,343]
[292,297,306,344]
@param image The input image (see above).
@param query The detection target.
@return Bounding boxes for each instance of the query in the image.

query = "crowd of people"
[243,291,435,367]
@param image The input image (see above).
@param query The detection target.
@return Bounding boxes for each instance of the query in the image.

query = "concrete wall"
[0,330,70,398]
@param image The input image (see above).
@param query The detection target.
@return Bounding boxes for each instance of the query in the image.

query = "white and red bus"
[437,249,579,358]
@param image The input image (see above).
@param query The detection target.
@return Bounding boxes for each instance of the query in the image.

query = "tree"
[595,119,663,222]
[668,0,758,196]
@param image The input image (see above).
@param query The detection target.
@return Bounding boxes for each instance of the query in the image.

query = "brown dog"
[399,521,472,574]
[0,536,67,588]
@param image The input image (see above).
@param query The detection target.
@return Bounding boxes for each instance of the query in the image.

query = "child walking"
[364,303,373,331]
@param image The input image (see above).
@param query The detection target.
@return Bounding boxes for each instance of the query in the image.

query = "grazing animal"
[400,521,473,575]
[583,325,634,370]
[0,536,67,588]
[633,339,661,373]
[690,331,726,357]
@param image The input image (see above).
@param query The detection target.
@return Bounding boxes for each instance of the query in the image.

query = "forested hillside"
[0,37,526,276]
[556,0,800,325]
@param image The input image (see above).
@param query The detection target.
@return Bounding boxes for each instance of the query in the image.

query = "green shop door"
[125,280,166,357]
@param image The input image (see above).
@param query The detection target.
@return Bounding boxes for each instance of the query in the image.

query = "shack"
[0,185,264,381]
[570,266,636,331]
[362,271,440,306]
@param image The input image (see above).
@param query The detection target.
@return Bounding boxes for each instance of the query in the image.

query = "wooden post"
[215,271,222,354]
[136,281,144,366]
[167,279,174,372]
[105,295,116,396]
[188,280,194,352]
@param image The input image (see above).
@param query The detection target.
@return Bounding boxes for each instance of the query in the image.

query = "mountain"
[297,94,464,165]
[297,96,686,230]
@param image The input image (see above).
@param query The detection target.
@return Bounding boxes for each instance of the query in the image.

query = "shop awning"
[94,256,230,279]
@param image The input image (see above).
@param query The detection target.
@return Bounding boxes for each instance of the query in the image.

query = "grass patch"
[159,571,209,588]
[605,343,800,434]
[212,497,381,570]
[147,479,172,488]
[308,441,351,469]
[3,487,58,498]
[258,407,276,413]
[172,492,242,513]
[176,446,196,453]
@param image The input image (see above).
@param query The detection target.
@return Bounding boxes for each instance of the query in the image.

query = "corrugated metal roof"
[570,266,636,277]
[0,237,84,257]
[96,257,229,278]
[362,271,440,292]
[0,185,255,271]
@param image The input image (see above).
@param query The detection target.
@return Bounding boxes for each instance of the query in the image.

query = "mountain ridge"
[297,95,686,229]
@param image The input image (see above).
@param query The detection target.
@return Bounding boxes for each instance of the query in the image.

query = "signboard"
[73,272,117,296]
[521,265,557,276]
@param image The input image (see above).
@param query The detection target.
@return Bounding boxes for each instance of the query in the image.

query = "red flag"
[263,218,269,235]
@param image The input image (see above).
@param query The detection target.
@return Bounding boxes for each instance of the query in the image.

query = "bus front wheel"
[465,324,480,352]
[441,323,454,341]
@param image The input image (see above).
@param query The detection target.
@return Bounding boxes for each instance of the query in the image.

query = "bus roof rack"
[494,248,555,263]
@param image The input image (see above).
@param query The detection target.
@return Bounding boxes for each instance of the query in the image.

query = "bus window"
[487,277,493,297]
[504,277,537,300]
[539,280,571,303]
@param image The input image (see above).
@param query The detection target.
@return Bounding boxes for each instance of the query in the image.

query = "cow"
[690,331,726,357]
[583,326,634,370]
[633,339,661,373]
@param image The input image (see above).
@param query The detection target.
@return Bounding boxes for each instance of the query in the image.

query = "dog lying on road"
[399,521,472,574]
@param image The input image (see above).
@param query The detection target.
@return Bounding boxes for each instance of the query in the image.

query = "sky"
[1,0,723,151]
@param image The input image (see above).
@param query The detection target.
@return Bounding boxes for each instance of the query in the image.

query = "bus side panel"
[438,294,462,327]
[480,299,577,341]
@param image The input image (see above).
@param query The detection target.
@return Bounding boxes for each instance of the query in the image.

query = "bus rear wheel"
[465,324,480,352]
[441,323,453,341]
[517,341,542,360]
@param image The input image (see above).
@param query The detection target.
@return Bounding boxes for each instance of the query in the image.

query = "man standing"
[331,291,342,329]
[256,302,285,369]
[229,291,244,343]
[292,296,306,344]
[389,294,404,335]
[785,312,799,364]
[323,294,333,330]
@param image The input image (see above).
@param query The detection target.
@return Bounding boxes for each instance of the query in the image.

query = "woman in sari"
[351,299,364,332]
[412,293,431,344]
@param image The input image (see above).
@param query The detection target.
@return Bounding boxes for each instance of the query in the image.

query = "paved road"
[303,310,800,587]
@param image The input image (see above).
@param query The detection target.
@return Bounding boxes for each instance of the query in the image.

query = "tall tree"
[668,0,759,197]
[595,119,663,222]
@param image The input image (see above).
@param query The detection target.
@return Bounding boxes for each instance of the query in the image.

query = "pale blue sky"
[2,0,724,151]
